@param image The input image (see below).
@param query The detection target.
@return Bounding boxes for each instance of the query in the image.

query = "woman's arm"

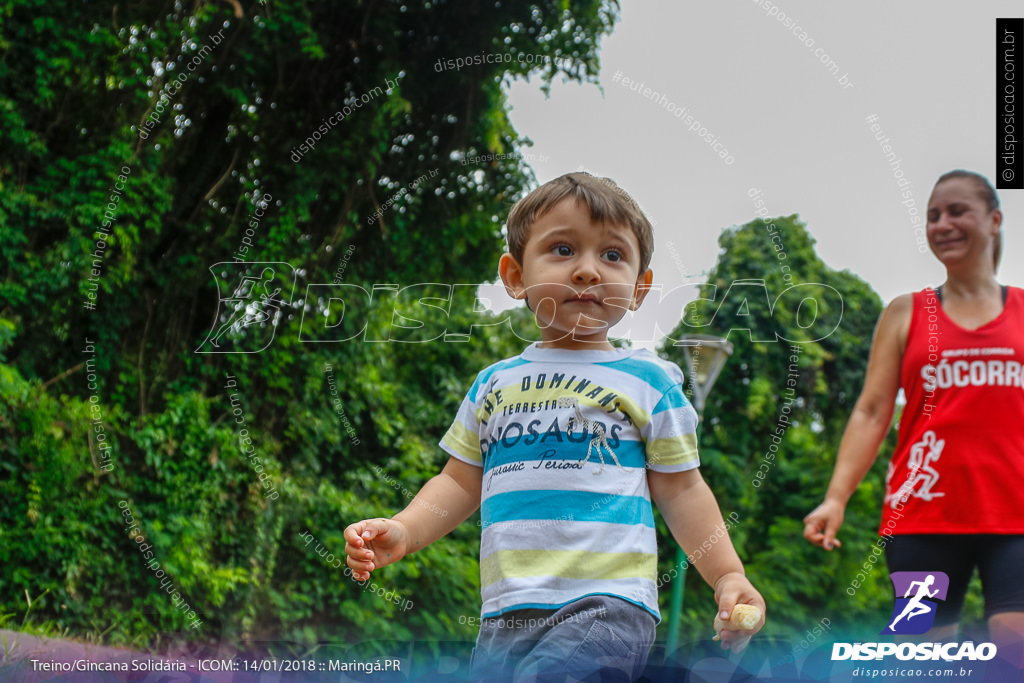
[803,293,911,550]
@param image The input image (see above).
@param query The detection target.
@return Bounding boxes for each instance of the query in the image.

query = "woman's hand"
[800,297,908,551]
[803,498,846,551]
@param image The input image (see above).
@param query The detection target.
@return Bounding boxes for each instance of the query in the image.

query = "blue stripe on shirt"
[468,356,532,402]
[482,489,655,527]
[597,355,677,394]
[653,387,691,413]
[483,438,647,472]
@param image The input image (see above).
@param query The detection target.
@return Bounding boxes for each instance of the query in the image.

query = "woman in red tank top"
[803,171,1024,665]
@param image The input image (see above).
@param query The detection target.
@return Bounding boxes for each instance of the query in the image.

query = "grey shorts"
[469,595,657,682]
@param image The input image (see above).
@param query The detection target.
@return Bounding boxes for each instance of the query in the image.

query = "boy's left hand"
[713,572,766,653]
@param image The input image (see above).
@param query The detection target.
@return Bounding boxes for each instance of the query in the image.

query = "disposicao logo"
[196,263,296,354]
[884,571,948,635]
[831,570,997,662]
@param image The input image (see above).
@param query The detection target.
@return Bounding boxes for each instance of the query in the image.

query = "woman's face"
[926,179,1002,269]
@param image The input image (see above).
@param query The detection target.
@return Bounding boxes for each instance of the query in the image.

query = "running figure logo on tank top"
[885,430,946,508]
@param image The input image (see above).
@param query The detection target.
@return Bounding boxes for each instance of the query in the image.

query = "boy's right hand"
[344,518,410,581]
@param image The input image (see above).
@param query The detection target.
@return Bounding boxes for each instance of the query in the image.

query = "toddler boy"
[344,172,765,681]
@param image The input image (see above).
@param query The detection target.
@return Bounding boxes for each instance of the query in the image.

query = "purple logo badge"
[883,571,950,635]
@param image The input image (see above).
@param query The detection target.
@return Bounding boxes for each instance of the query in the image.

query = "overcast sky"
[491,0,1023,350]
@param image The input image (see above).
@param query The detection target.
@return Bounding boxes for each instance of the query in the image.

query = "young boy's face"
[499,197,653,350]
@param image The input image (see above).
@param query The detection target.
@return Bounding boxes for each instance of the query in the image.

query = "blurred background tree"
[654,215,899,645]
[0,0,618,651]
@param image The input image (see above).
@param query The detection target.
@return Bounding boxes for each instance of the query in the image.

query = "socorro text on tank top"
[880,286,1024,535]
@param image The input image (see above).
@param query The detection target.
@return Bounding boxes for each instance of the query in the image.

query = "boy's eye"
[603,249,622,262]
[553,244,573,256]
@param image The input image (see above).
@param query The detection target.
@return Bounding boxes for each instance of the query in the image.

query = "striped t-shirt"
[439,342,700,622]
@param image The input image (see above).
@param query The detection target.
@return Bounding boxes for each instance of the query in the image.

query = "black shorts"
[884,534,1024,626]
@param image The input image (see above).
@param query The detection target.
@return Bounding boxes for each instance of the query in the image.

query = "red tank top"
[879,286,1024,535]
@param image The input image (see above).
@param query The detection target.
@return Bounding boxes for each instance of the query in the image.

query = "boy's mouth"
[567,293,600,305]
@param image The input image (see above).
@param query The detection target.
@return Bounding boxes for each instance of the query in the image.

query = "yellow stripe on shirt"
[441,420,482,464]
[481,548,657,587]
[646,432,699,468]
[475,386,652,430]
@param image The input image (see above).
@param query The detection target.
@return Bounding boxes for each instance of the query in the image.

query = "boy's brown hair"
[505,172,655,272]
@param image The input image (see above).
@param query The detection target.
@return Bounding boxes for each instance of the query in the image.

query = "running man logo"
[883,571,950,635]
[196,262,297,353]
[885,430,945,508]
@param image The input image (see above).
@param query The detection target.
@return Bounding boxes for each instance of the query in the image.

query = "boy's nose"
[572,257,600,283]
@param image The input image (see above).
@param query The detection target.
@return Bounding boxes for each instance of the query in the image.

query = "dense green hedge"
[0,0,617,651]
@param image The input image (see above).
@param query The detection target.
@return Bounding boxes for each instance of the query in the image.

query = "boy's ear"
[498,253,527,301]
[629,268,654,311]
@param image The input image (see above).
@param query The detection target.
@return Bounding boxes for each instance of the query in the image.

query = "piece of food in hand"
[712,604,762,640]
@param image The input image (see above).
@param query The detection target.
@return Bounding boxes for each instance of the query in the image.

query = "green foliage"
[655,215,896,642]
[0,0,620,653]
